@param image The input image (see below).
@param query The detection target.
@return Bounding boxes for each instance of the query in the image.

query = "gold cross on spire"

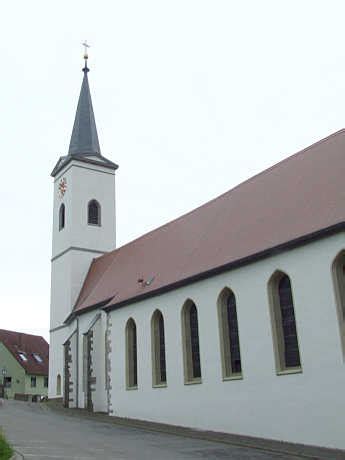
[83,41,90,59]
[82,41,90,72]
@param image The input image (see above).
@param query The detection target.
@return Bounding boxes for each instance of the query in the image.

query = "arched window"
[332,251,345,358]
[151,310,167,386]
[59,204,65,230]
[218,288,242,379]
[181,300,202,383]
[56,374,61,395]
[268,271,301,372]
[88,200,101,226]
[125,318,137,389]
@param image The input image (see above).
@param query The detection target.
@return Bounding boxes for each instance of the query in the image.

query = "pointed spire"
[51,45,119,177]
[68,44,101,156]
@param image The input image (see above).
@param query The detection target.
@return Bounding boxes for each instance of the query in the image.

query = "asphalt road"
[0,400,307,460]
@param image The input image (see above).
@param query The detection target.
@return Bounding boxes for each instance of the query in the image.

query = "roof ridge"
[0,328,45,340]
[236,128,345,191]
[97,128,345,260]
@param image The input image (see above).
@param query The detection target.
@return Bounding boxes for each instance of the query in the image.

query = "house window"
[56,374,61,395]
[88,200,101,226]
[33,353,43,363]
[31,376,37,388]
[44,376,48,388]
[18,352,28,362]
[4,377,12,388]
[151,310,167,386]
[181,300,202,383]
[59,203,65,230]
[268,271,301,373]
[218,288,242,379]
[332,251,345,358]
[125,318,138,389]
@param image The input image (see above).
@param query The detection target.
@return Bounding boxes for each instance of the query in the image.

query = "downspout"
[76,317,79,408]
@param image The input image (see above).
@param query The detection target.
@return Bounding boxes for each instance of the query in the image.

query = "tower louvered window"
[59,203,65,230]
[88,200,101,225]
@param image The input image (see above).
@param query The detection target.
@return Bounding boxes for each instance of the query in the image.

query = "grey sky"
[1,0,344,341]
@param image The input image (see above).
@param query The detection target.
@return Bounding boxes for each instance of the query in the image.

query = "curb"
[10,453,24,460]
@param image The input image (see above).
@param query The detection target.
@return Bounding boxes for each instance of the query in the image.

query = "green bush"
[0,432,13,460]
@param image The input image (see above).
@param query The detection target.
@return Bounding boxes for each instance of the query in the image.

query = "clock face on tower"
[58,177,67,199]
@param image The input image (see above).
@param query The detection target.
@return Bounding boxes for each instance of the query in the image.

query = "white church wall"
[68,330,78,408]
[48,324,75,399]
[77,310,107,412]
[77,310,94,408]
[108,232,345,450]
[89,312,107,412]
[50,251,99,329]
[50,255,72,329]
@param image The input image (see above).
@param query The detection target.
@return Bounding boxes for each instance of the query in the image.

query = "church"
[49,52,345,451]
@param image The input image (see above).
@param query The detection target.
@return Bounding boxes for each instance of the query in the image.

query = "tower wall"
[49,159,116,399]
[50,159,116,329]
[52,160,116,259]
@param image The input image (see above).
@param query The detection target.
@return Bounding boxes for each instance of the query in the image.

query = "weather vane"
[82,41,90,72]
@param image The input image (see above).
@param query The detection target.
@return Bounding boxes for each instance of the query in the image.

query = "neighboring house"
[49,52,345,451]
[0,329,49,400]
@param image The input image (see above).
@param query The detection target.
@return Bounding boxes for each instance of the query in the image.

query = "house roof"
[0,329,49,376]
[72,129,345,317]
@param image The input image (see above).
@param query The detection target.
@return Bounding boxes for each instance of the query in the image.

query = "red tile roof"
[73,129,345,316]
[0,329,49,376]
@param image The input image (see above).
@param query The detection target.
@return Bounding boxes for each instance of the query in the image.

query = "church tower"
[49,50,117,397]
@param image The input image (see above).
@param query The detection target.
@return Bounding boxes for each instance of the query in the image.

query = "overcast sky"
[1,1,345,342]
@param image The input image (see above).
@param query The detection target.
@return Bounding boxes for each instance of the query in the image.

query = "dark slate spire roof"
[68,66,101,156]
[51,60,118,177]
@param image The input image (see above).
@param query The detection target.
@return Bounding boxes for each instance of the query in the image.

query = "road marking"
[9,440,49,444]
[14,445,107,451]
[24,455,95,459]
[13,446,63,450]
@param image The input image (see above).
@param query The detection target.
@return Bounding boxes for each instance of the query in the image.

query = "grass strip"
[0,430,13,460]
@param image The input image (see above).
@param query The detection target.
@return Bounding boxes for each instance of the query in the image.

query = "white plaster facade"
[103,232,345,450]
[49,158,116,399]
[51,221,345,449]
